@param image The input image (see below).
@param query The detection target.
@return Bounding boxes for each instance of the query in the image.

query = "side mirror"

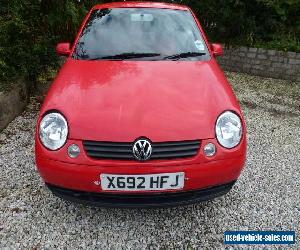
[211,43,223,57]
[56,43,71,56]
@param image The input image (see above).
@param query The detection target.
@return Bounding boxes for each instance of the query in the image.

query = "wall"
[218,46,300,82]
[0,81,28,131]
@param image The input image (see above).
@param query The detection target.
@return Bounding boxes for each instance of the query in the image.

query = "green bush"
[0,0,299,89]
[0,0,97,88]
[181,0,300,49]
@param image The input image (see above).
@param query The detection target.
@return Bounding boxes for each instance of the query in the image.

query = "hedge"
[0,0,299,89]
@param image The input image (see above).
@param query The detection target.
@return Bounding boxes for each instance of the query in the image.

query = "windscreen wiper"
[163,52,206,60]
[91,52,161,60]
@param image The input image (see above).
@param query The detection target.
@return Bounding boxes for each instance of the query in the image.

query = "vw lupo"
[35,2,247,207]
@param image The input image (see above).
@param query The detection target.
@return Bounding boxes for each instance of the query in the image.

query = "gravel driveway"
[0,72,299,249]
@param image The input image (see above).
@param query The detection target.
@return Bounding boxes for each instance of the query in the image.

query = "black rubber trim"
[46,181,236,208]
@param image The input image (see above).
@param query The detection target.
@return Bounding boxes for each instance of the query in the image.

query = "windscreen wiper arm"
[91,52,161,60]
[163,52,206,60]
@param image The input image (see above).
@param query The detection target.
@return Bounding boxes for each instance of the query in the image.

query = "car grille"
[83,140,201,161]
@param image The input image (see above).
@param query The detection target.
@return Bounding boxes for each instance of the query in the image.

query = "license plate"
[100,172,185,191]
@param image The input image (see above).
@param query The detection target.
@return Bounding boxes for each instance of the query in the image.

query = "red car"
[35,2,246,207]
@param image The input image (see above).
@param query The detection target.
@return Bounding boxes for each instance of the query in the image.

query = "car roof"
[92,1,190,11]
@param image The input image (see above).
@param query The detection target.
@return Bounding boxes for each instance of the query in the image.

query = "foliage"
[181,0,300,48]
[0,0,96,87]
[0,0,299,89]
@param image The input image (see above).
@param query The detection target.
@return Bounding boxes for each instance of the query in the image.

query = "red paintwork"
[92,1,190,11]
[35,2,247,195]
[56,43,71,56]
[211,44,224,57]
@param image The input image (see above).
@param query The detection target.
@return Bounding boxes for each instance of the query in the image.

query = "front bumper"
[36,137,246,207]
[36,154,244,191]
[47,181,236,208]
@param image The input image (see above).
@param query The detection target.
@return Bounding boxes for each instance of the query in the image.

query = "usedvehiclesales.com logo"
[224,231,296,245]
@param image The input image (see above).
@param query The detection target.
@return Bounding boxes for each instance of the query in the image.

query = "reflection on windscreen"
[73,8,210,61]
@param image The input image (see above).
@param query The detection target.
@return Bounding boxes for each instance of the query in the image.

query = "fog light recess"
[68,144,80,158]
[204,143,216,157]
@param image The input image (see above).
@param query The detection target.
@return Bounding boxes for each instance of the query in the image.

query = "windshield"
[73,8,210,61]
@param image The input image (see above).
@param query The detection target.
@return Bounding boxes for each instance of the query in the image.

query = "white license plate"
[100,172,185,191]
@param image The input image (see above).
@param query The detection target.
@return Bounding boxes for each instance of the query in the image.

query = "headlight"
[215,111,242,149]
[39,112,68,150]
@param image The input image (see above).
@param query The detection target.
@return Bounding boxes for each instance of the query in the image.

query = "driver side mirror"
[56,42,71,56]
[211,43,223,57]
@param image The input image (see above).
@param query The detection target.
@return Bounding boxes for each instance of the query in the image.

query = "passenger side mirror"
[56,43,71,56]
[211,43,223,57]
